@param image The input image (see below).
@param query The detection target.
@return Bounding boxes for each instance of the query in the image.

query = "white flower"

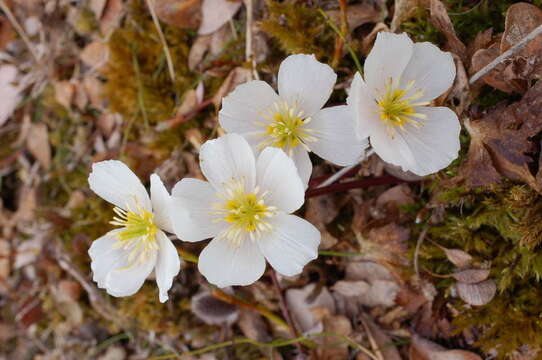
[87,160,180,302]
[169,134,320,288]
[347,32,461,176]
[219,54,368,187]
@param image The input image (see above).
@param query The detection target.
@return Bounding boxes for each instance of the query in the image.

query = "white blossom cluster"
[87,33,460,302]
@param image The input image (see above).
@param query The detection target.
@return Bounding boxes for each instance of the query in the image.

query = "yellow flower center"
[213,179,275,246]
[110,203,158,266]
[376,78,429,135]
[257,101,316,152]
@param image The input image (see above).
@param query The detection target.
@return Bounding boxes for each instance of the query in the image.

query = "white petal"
[256,147,305,213]
[219,80,279,134]
[291,146,313,189]
[199,133,257,192]
[150,174,174,233]
[397,106,461,176]
[277,54,336,117]
[198,236,266,287]
[170,178,225,242]
[368,117,417,172]
[88,160,151,211]
[364,32,413,91]
[307,106,369,166]
[400,41,456,101]
[155,230,181,303]
[105,250,157,297]
[347,72,378,140]
[258,214,320,277]
[89,229,124,289]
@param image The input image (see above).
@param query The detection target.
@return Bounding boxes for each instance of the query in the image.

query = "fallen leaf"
[80,41,110,72]
[191,290,239,325]
[451,269,490,284]
[54,81,75,109]
[155,0,202,29]
[188,34,212,71]
[456,279,496,306]
[0,15,15,50]
[445,55,470,116]
[467,27,493,60]
[501,3,542,56]
[90,0,108,20]
[438,245,473,268]
[238,310,270,342]
[390,0,429,32]
[212,66,251,109]
[286,283,336,334]
[198,0,241,35]
[362,316,402,360]
[0,64,22,127]
[409,334,482,360]
[327,1,387,31]
[429,0,467,62]
[26,123,51,169]
[0,240,9,284]
[460,81,542,192]
[100,0,124,35]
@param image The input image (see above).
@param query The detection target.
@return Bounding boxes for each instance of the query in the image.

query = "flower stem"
[305,175,403,198]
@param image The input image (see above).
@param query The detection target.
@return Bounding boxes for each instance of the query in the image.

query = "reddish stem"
[160,99,213,130]
[305,175,404,198]
[308,164,361,187]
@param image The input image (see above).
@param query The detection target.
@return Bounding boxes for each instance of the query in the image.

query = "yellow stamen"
[110,201,158,267]
[212,179,275,246]
[376,78,429,136]
[256,101,316,151]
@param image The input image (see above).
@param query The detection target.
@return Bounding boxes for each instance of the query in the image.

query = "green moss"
[400,7,442,44]
[260,0,335,61]
[422,184,542,357]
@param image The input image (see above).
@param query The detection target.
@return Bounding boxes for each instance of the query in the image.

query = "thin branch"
[306,176,404,198]
[244,0,259,80]
[270,270,304,356]
[145,0,176,83]
[316,163,359,188]
[331,0,348,68]
[414,225,429,281]
[469,23,542,85]
[157,99,213,130]
[0,0,39,62]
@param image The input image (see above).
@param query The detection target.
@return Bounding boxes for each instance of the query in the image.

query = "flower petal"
[291,146,313,188]
[400,41,456,102]
[89,230,124,289]
[198,236,266,287]
[105,250,157,297]
[150,174,174,233]
[155,230,181,303]
[368,117,417,172]
[170,178,225,242]
[397,106,461,176]
[258,214,320,277]
[256,146,305,213]
[364,32,413,91]
[347,72,378,140]
[278,54,336,117]
[219,80,280,134]
[199,133,257,192]
[88,160,151,211]
[307,106,369,166]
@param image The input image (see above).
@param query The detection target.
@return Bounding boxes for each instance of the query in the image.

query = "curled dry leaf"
[212,66,251,109]
[361,316,402,360]
[390,0,429,32]
[445,55,470,116]
[410,334,482,360]
[285,283,336,334]
[429,0,467,63]
[54,81,75,109]
[438,245,472,268]
[451,269,490,284]
[80,41,110,72]
[26,123,51,169]
[456,279,497,306]
[100,0,124,35]
[460,81,542,192]
[326,1,387,31]
[198,0,241,35]
[191,290,239,325]
[155,0,202,29]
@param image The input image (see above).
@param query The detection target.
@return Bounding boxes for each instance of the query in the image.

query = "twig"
[316,163,359,188]
[0,0,39,62]
[318,8,363,74]
[469,23,542,85]
[145,0,176,83]
[270,270,304,356]
[157,99,213,130]
[306,176,404,198]
[244,0,259,80]
[332,0,348,68]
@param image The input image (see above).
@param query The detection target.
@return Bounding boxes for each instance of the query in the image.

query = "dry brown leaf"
[409,334,482,360]
[438,245,472,268]
[238,310,270,342]
[361,22,389,56]
[54,81,75,110]
[390,0,429,32]
[445,55,470,116]
[285,283,336,333]
[100,0,124,35]
[327,1,386,31]
[313,314,352,359]
[155,0,202,29]
[467,27,494,59]
[191,290,239,325]
[460,81,542,192]
[456,279,497,306]
[0,15,15,51]
[90,0,108,20]
[0,240,9,285]
[27,123,51,169]
[212,66,251,109]
[366,223,410,265]
[451,269,490,284]
[83,76,104,109]
[429,0,467,62]
[198,0,241,35]
[362,316,402,360]
[188,34,212,71]
[501,3,542,56]
[80,41,110,72]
